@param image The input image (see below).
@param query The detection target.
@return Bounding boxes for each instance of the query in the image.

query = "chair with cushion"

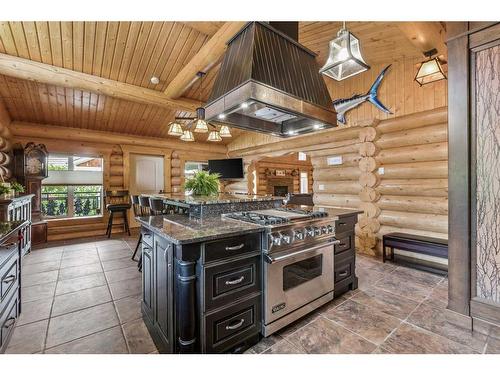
[105,190,131,238]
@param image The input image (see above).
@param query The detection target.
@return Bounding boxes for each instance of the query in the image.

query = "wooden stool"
[105,190,131,238]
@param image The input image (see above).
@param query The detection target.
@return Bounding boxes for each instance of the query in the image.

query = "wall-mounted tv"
[208,158,244,179]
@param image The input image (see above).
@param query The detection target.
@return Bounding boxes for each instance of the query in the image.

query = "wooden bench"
[382,232,448,274]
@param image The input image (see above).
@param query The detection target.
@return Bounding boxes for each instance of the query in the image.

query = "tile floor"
[6,236,500,354]
[6,235,157,354]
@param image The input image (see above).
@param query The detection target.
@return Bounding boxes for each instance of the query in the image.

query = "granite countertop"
[136,214,265,245]
[148,193,284,205]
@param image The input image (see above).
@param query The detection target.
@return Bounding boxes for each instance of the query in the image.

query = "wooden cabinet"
[0,195,34,256]
[141,243,153,320]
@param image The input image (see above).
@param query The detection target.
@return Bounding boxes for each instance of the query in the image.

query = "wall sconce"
[415,49,447,86]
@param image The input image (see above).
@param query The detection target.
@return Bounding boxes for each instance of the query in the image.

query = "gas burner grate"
[224,212,291,226]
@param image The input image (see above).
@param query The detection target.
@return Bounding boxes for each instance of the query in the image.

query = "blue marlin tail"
[332,65,392,124]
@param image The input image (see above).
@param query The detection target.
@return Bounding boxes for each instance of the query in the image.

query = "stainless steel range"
[224,207,339,336]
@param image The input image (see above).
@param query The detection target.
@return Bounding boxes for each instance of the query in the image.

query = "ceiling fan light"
[193,118,209,133]
[219,125,232,137]
[207,130,222,142]
[320,28,370,81]
[414,57,447,86]
[167,121,183,136]
[180,130,195,142]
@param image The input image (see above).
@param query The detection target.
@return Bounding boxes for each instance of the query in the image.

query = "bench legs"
[382,242,395,263]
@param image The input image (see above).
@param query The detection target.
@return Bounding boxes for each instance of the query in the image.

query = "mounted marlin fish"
[332,65,392,124]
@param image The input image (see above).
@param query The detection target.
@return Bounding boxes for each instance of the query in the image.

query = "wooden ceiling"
[0,21,441,143]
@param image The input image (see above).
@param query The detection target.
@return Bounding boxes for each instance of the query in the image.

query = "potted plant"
[10,181,25,195]
[0,184,12,199]
[184,171,220,196]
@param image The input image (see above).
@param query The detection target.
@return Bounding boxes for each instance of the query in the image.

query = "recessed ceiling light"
[241,102,249,109]
[150,76,160,85]
[218,113,226,119]
[313,124,322,130]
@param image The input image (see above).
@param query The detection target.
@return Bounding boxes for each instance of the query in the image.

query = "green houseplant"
[0,184,11,199]
[184,171,220,196]
[10,181,25,194]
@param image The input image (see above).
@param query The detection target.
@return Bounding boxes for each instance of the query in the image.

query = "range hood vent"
[204,22,337,137]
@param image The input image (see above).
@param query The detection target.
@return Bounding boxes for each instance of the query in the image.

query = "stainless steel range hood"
[204,22,337,137]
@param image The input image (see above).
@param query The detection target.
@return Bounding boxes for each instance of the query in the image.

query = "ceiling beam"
[182,22,226,36]
[0,53,202,113]
[164,22,246,99]
[396,22,447,57]
[10,121,228,155]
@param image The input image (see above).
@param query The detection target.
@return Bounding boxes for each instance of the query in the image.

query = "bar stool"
[105,190,131,238]
[139,195,151,216]
[130,195,142,263]
[149,197,166,215]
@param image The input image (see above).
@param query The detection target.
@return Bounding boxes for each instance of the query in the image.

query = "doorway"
[129,154,164,194]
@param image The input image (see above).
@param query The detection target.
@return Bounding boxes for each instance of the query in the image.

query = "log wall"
[0,99,12,180]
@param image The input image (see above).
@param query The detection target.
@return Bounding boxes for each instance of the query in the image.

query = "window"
[298,152,307,161]
[42,154,104,219]
[184,161,208,179]
[300,172,308,194]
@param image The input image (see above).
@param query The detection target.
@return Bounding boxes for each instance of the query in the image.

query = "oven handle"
[265,240,339,263]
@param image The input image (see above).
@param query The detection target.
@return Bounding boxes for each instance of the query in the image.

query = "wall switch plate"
[378,167,385,175]
[327,156,343,165]
[319,184,325,191]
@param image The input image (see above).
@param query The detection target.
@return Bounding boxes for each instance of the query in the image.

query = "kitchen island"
[136,197,360,353]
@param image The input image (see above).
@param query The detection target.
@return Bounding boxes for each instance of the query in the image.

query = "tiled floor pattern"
[6,237,500,354]
[6,235,157,354]
[245,254,500,354]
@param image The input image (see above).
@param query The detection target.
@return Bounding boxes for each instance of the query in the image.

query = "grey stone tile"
[46,302,119,348]
[45,326,128,354]
[425,279,448,308]
[29,247,64,256]
[323,300,401,345]
[390,266,443,288]
[98,247,133,261]
[62,248,98,260]
[23,251,63,265]
[407,302,488,352]
[374,273,431,302]
[109,277,142,300]
[63,243,96,251]
[357,268,386,291]
[58,263,102,280]
[372,346,392,354]
[287,316,376,354]
[60,255,101,269]
[95,239,126,248]
[51,285,112,316]
[5,320,48,354]
[249,334,282,353]
[55,272,107,295]
[16,297,53,326]
[263,339,305,354]
[276,311,320,337]
[105,266,141,284]
[22,282,56,303]
[350,286,420,320]
[114,294,142,324]
[23,270,59,287]
[122,319,157,354]
[485,336,500,354]
[356,255,397,273]
[102,257,136,271]
[380,323,476,354]
[316,296,349,315]
[22,260,61,275]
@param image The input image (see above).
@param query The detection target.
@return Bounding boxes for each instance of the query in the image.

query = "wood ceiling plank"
[35,22,53,65]
[130,22,163,86]
[100,21,119,78]
[115,21,139,82]
[155,22,186,91]
[122,21,153,84]
[23,22,43,62]
[9,22,30,59]
[83,21,96,75]
[182,22,225,37]
[0,22,18,55]
[48,22,63,67]
[92,22,108,77]
[396,22,447,57]
[108,21,129,81]
[72,22,84,72]
[60,22,73,69]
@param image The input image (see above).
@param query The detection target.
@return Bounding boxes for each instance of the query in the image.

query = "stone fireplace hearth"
[267,178,294,197]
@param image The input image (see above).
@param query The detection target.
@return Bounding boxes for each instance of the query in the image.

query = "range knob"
[314,227,321,236]
[321,226,329,234]
[305,226,314,237]
[294,230,304,240]
[281,234,291,244]
[327,225,334,234]
[270,233,282,246]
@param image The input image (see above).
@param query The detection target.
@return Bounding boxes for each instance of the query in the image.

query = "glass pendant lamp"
[167,121,183,136]
[320,22,370,81]
[219,125,232,137]
[414,49,447,86]
[180,129,195,142]
[207,130,222,142]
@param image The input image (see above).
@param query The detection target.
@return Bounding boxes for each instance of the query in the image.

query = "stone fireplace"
[267,178,294,197]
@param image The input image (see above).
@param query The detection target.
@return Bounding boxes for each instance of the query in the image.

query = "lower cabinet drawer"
[0,291,19,353]
[334,234,353,255]
[204,255,261,311]
[141,228,154,248]
[334,256,354,284]
[203,233,260,263]
[204,293,261,353]
[0,251,19,304]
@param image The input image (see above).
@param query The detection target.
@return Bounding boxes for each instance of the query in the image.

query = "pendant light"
[193,72,209,133]
[180,129,195,142]
[219,125,232,138]
[319,22,370,81]
[207,128,222,142]
[414,49,447,86]
[167,121,183,136]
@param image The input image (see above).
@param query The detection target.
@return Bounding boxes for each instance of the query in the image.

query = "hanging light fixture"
[219,125,232,138]
[167,121,183,136]
[319,21,370,81]
[414,49,447,86]
[207,128,222,142]
[193,72,209,133]
[180,129,195,142]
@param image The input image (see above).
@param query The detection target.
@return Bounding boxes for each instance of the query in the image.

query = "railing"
[41,190,102,218]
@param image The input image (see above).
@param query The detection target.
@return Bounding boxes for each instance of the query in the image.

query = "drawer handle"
[338,242,346,246]
[225,276,245,285]
[3,275,16,283]
[225,319,245,331]
[225,244,244,251]
[3,317,16,329]
[338,271,349,277]
[338,222,347,226]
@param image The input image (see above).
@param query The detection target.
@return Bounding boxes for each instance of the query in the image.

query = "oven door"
[264,240,335,324]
